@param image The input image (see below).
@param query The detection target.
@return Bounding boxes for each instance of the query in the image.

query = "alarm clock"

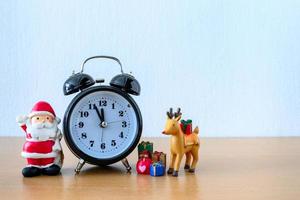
[63,56,142,174]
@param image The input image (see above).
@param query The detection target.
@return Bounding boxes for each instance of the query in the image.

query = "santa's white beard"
[26,120,58,141]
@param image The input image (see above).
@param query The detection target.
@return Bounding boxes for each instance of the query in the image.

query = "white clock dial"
[69,90,138,159]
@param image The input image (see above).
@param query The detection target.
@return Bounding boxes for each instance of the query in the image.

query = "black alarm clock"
[63,56,142,174]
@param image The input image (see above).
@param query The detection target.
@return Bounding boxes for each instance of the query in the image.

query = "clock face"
[64,86,142,164]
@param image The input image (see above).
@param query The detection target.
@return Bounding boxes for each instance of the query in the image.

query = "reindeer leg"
[189,147,199,173]
[167,153,175,174]
[173,153,183,177]
[184,152,192,170]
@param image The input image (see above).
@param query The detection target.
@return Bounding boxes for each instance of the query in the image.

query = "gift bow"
[153,151,162,156]
[153,151,166,159]
[152,162,163,167]
[139,150,151,158]
[140,141,152,148]
[181,119,192,129]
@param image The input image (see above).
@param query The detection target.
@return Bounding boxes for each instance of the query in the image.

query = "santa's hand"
[56,129,63,140]
[52,140,62,152]
[16,115,28,125]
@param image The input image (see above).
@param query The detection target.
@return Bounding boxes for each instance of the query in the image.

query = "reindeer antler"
[167,108,174,119]
[167,108,181,119]
[174,108,182,118]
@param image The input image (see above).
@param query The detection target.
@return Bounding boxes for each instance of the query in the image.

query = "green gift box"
[180,119,193,135]
[138,141,153,158]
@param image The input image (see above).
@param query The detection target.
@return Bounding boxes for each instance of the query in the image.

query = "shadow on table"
[62,164,130,177]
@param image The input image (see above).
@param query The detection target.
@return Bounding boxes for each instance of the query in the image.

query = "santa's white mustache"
[31,122,55,129]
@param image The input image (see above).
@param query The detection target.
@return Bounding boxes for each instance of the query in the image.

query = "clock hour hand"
[94,106,108,128]
[94,105,104,123]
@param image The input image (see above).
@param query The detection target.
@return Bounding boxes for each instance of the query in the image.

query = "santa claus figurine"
[16,101,63,177]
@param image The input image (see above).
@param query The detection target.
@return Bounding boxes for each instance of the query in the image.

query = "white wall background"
[1,0,299,137]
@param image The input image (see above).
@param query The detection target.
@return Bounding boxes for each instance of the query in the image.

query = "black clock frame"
[63,85,143,166]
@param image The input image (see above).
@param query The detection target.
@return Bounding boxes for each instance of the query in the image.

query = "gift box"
[136,157,152,175]
[152,151,166,167]
[180,119,192,135]
[150,162,165,176]
[138,141,153,158]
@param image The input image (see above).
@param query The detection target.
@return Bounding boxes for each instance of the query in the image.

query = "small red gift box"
[180,119,192,135]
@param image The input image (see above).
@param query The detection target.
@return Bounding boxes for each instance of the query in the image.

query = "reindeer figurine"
[162,108,200,177]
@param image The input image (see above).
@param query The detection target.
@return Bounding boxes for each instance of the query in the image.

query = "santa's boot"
[42,164,61,176]
[22,166,41,177]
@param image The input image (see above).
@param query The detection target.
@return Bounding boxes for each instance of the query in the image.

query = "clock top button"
[96,79,105,84]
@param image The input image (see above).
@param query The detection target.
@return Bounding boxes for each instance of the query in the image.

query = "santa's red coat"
[20,124,58,167]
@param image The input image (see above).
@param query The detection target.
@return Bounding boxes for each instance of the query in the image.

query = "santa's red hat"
[28,101,61,123]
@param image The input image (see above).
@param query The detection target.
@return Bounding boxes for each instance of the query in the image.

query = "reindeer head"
[162,108,182,135]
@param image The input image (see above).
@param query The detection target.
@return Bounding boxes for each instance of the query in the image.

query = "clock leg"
[75,159,86,174]
[121,158,131,173]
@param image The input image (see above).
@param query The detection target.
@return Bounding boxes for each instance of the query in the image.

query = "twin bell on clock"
[63,56,143,174]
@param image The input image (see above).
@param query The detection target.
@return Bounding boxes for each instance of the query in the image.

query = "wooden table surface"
[0,137,299,200]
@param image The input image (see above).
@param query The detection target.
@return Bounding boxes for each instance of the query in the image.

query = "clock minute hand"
[100,108,105,122]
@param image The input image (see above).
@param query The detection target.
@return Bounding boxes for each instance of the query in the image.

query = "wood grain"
[0,137,299,200]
